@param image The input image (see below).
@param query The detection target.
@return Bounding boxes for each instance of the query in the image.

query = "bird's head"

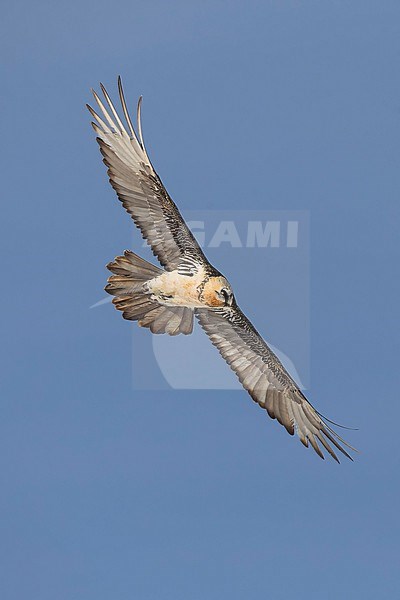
[202,276,234,308]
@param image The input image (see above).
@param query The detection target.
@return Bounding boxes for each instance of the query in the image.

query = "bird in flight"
[87,78,355,463]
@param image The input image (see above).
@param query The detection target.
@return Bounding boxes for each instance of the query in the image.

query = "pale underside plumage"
[88,78,356,462]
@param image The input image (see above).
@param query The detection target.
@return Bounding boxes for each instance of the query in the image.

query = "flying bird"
[87,78,355,462]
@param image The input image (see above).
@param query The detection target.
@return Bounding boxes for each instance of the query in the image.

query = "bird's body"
[87,78,356,462]
[147,269,233,309]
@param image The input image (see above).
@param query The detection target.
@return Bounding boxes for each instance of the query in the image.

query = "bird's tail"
[105,250,194,335]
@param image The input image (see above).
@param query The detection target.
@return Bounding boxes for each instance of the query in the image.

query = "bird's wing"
[87,78,206,271]
[196,305,355,462]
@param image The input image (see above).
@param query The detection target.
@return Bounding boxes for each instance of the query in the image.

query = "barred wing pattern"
[87,79,205,271]
[196,306,354,462]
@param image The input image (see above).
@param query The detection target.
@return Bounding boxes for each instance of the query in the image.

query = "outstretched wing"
[196,306,355,462]
[87,78,206,271]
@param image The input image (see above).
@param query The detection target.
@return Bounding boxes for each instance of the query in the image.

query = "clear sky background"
[1,1,399,599]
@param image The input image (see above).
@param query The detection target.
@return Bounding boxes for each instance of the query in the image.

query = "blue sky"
[1,1,399,598]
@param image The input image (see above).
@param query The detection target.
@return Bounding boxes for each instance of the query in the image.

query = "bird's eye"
[220,288,233,306]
